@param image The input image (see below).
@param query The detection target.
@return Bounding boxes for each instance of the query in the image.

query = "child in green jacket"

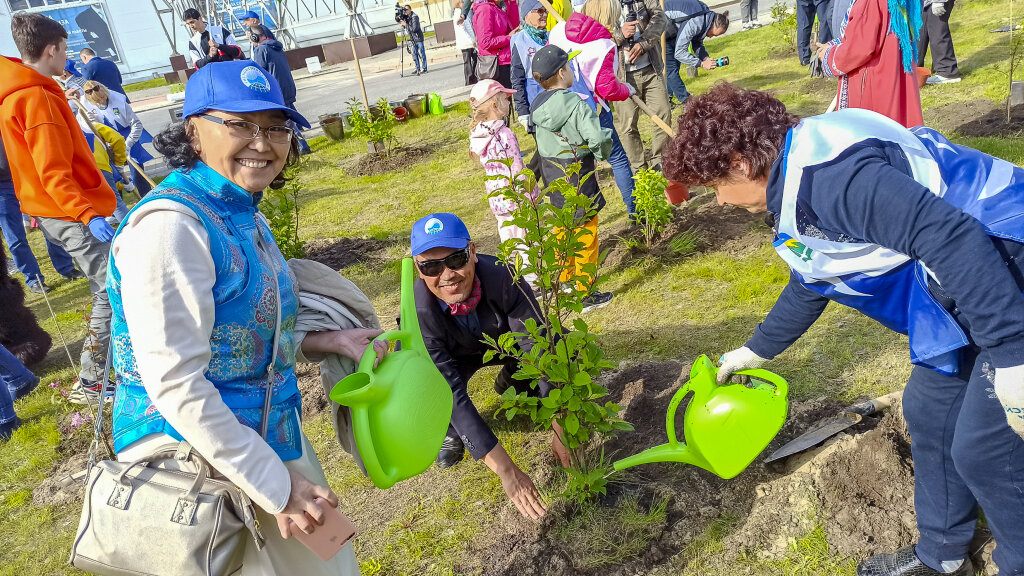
[529,45,614,311]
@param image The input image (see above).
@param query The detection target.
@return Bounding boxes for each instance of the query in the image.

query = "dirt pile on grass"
[349,146,431,177]
[303,236,395,271]
[471,360,927,575]
[296,362,328,420]
[724,398,918,561]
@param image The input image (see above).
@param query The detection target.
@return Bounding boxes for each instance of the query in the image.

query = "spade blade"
[765,412,862,463]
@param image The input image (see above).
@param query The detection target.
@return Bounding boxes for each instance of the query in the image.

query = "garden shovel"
[764,390,903,463]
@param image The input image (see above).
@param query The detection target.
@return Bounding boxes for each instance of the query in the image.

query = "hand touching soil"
[484,443,547,519]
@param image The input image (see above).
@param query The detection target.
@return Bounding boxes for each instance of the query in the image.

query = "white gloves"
[517,114,530,130]
[85,109,98,122]
[627,84,638,97]
[125,138,136,152]
[716,346,767,385]
[931,2,947,16]
[994,365,1024,439]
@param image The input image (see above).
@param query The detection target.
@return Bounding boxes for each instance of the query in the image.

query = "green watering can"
[613,355,789,479]
[330,258,454,489]
[427,93,443,115]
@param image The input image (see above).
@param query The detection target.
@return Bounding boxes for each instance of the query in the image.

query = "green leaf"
[565,412,579,435]
[506,407,518,420]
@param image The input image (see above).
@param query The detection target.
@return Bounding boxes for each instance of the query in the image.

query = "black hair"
[183,8,201,20]
[153,119,301,190]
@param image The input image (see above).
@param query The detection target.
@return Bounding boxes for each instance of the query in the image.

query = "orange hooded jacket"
[0,56,115,224]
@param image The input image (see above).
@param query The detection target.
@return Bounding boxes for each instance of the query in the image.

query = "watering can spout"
[612,443,708,472]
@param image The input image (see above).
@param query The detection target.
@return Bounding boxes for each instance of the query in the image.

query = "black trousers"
[461,48,478,85]
[495,63,513,90]
[918,1,960,78]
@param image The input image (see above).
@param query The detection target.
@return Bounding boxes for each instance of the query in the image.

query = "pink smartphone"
[291,499,358,561]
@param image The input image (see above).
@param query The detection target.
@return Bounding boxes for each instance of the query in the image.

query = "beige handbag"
[71,264,284,576]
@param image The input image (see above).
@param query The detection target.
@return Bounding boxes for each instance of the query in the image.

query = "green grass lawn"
[122,77,172,93]
[1,0,1019,573]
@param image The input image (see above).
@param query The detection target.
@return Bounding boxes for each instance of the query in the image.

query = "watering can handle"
[732,367,789,398]
[357,330,411,374]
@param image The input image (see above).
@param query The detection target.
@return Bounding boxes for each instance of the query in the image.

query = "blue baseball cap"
[182,60,310,128]
[64,59,82,76]
[411,213,471,256]
[237,10,260,20]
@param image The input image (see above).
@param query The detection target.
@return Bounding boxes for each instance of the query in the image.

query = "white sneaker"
[743,21,752,30]
[925,74,961,85]
[752,19,762,27]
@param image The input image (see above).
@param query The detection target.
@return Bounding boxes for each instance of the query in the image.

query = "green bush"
[261,163,305,259]
[771,0,798,51]
[346,96,398,155]
[632,169,672,248]
[483,154,632,502]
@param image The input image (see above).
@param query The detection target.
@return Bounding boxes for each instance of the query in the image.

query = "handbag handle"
[258,235,284,440]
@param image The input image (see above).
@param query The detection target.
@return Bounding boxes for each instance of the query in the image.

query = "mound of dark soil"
[350,146,431,177]
[926,99,1024,139]
[471,360,933,575]
[303,236,395,271]
[296,362,328,421]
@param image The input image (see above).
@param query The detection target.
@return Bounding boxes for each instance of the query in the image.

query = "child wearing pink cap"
[468,79,540,265]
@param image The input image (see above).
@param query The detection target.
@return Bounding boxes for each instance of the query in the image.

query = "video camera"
[394,2,408,23]
[619,0,648,46]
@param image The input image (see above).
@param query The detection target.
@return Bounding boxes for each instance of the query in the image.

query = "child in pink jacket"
[468,79,539,285]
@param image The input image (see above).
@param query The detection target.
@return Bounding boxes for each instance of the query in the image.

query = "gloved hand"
[125,139,136,153]
[627,83,637,97]
[931,2,947,16]
[87,216,116,243]
[517,114,530,130]
[994,365,1024,439]
[85,109,98,122]
[716,346,767,385]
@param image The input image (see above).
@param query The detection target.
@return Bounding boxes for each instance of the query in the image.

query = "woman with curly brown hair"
[664,83,1024,576]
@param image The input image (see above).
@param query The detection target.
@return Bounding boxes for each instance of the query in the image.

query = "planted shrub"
[261,163,305,259]
[771,0,798,51]
[483,156,632,502]
[632,169,672,249]
[346,96,398,155]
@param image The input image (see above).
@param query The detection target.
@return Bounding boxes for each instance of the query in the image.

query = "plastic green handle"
[356,330,408,374]
[731,367,789,398]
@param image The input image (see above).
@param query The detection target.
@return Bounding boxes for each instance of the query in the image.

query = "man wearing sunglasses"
[412,213,566,520]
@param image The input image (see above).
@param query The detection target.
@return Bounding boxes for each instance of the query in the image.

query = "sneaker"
[582,291,615,312]
[28,281,53,294]
[925,74,961,85]
[436,435,466,468]
[68,378,115,405]
[856,546,971,576]
[8,376,40,402]
[61,269,86,281]
[0,416,23,441]
[742,21,752,30]
[421,69,428,74]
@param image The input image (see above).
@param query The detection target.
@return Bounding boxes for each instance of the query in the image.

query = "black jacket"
[415,254,542,459]
[405,12,425,43]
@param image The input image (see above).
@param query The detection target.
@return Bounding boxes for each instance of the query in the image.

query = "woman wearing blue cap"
[107,60,384,574]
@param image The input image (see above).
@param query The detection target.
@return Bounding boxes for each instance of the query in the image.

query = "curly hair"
[153,119,300,189]
[663,83,799,186]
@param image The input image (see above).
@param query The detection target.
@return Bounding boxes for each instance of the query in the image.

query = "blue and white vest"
[109,162,303,460]
[511,31,545,107]
[774,109,1024,375]
[91,90,154,164]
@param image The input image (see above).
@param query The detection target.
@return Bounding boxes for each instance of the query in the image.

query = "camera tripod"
[397,27,414,77]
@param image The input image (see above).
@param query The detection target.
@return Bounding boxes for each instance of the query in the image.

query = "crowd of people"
[0,1,1019,575]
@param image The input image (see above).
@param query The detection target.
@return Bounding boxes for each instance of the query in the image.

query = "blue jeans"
[903,346,1024,574]
[797,0,834,64]
[103,172,130,223]
[0,181,75,285]
[0,343,36,430]
[664,48,690,104]
[413,41,427,72]
[598,108,636,216]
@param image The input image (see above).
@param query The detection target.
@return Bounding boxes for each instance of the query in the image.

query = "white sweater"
[113,200,291,514]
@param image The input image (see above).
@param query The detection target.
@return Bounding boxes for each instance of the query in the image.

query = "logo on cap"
[240,66,271,93]
[425,218,443,235]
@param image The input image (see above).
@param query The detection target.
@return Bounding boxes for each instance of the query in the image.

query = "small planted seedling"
[632,169,673,249]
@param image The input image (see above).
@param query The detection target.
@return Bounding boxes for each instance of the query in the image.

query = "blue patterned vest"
[774,109,1024,375]
[108,162,303,460]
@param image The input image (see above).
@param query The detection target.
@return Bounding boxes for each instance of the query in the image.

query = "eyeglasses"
[83,88,98,94]
[197,114,293,144]
[416,247,471,277]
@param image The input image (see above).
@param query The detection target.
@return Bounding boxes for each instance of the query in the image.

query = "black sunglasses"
[416,247,471,277]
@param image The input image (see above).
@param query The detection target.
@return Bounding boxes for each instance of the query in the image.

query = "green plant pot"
[404,95,426,118]
[318,113,345,141]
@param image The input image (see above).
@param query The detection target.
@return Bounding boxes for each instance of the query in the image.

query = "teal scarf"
[525,24,548,45]
[887,0,923,73]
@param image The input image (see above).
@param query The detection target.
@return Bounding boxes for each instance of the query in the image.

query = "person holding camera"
[582,0,671,174]
[184,8,244,69]
[664,0,729,90]
[399,5,428,75]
